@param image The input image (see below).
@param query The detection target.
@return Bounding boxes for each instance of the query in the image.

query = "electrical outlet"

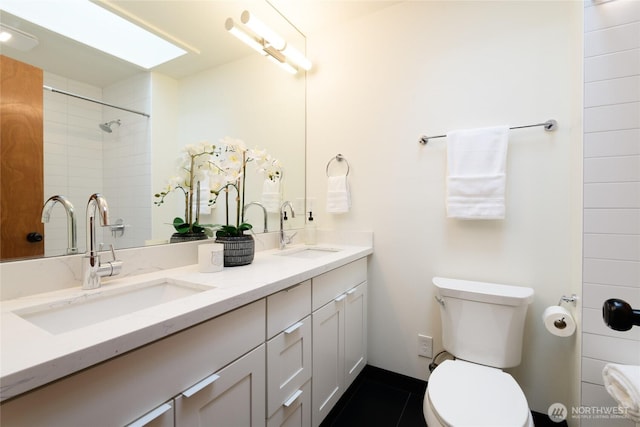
[418,334,433,358]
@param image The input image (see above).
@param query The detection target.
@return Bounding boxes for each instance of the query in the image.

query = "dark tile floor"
[320,364,567,427]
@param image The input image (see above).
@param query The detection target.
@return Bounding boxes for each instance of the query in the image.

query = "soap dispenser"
[305,211,317,245]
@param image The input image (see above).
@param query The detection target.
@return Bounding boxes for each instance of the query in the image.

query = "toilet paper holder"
[552,294,577,330]
[558,294,577,306]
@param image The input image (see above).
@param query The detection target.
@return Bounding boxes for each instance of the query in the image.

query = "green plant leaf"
[172,217,190,233]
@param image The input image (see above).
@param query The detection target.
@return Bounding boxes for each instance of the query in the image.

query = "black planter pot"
[169,231,208,244]
[215,235,255,267]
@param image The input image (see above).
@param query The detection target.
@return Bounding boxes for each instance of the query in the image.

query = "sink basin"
[276,247,341,259]
[14,278,211,335]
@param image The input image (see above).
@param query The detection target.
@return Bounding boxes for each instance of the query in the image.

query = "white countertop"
[0,243,372,401]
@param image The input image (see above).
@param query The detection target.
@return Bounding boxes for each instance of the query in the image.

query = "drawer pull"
[347,288,357,295]
[284,321,304,334]
[334,294,346,302]
[283,389,303,407]
[182,373,221,398]
[127,403,172,427]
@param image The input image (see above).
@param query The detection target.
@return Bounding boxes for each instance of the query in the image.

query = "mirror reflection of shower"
[99,119,121,133]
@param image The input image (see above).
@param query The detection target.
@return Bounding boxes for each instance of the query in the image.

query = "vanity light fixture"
[0,23,39,51]
[240,10,286,51]
[0,0,186,69]
[265,51,298,75]
[225,18,267,56]
[225,10,312,74]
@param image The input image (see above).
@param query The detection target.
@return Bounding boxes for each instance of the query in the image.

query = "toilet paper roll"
[542,306,576,337]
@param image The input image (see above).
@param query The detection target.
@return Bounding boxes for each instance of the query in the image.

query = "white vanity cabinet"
[266,280,313,427]
[0,300,266,427]
[311,258,368,427]
[0,252,371,427]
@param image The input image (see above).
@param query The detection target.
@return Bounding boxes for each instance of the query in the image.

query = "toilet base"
[423,388,534,427]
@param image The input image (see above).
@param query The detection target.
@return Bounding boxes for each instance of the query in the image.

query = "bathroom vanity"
[0,240,372,426]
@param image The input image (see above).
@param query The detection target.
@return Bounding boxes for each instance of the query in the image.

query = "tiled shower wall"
[42,72,150,256]
[43,73,104,256]
[581,2,640,426]
[101,73,152,250]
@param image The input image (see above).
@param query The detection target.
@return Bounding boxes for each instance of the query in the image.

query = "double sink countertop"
[0,243,373,402]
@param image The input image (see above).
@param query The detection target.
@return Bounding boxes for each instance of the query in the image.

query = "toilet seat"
[427,359,530,427]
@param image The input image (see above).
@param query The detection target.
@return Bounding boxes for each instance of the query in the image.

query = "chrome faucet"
[41,195,78,255]
[243,202,268,233]
[279,201,296,249]
[82,193,123,290]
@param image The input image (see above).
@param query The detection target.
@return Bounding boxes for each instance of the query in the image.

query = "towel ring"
[326,154,350,177]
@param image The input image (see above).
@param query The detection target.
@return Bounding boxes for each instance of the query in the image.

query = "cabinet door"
[344,282,367,388]
[312,297,345,427]
[175,345,266,427]
[267,316,312,417]
[267,380,311,427]
[127,401,174,427]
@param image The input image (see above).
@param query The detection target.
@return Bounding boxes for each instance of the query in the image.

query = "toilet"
[424,277,535,427]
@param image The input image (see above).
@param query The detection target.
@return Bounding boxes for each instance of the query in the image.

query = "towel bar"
[419,119,558,145]
[326,154,350,177]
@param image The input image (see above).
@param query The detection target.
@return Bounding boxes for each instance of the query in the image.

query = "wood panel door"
[0,55,44,260]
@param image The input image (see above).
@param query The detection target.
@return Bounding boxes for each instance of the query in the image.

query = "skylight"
[0,0,187,69]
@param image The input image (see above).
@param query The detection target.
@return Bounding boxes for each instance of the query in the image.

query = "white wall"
[150,72,180,242]
[581,1,640,426]
[306,0,583,417]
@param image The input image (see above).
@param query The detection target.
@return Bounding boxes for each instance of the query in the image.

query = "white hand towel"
[603,363,640,422]
[326,175,351,213]
[261,178,281,213]
[193,180,211,216]
[446,125,509,219]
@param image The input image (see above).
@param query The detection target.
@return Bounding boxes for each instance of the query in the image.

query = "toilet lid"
[427,359,530,427]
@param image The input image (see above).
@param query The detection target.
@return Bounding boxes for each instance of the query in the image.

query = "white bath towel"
[603,363,640,422]
[261,178,281,213]
[446,125,509,219]
[326,175,351,213]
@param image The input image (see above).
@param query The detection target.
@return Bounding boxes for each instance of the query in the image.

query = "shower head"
[99,119,121,133]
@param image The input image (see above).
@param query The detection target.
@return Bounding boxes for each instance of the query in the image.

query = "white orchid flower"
[249,147,268,164]
[224,168,243,183]
[210,174,227,193]
[221,136,247,153]
[221,151,243,171]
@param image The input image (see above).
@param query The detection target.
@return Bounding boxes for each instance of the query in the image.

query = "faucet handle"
[284,231,298,245]
[102,244,118,262]
[101,244,123,277]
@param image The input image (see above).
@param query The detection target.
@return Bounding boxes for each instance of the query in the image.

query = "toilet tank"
[433,277,534,368]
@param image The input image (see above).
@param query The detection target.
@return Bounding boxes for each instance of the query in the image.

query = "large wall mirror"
[0,0,306,261]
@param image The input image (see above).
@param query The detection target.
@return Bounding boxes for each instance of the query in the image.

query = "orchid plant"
[154,137,282,237]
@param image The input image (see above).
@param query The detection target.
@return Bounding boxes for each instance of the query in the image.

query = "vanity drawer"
[266,315,312,417]
[267,379,311,427]
[312,258,367,311]
[266,280,311,339]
